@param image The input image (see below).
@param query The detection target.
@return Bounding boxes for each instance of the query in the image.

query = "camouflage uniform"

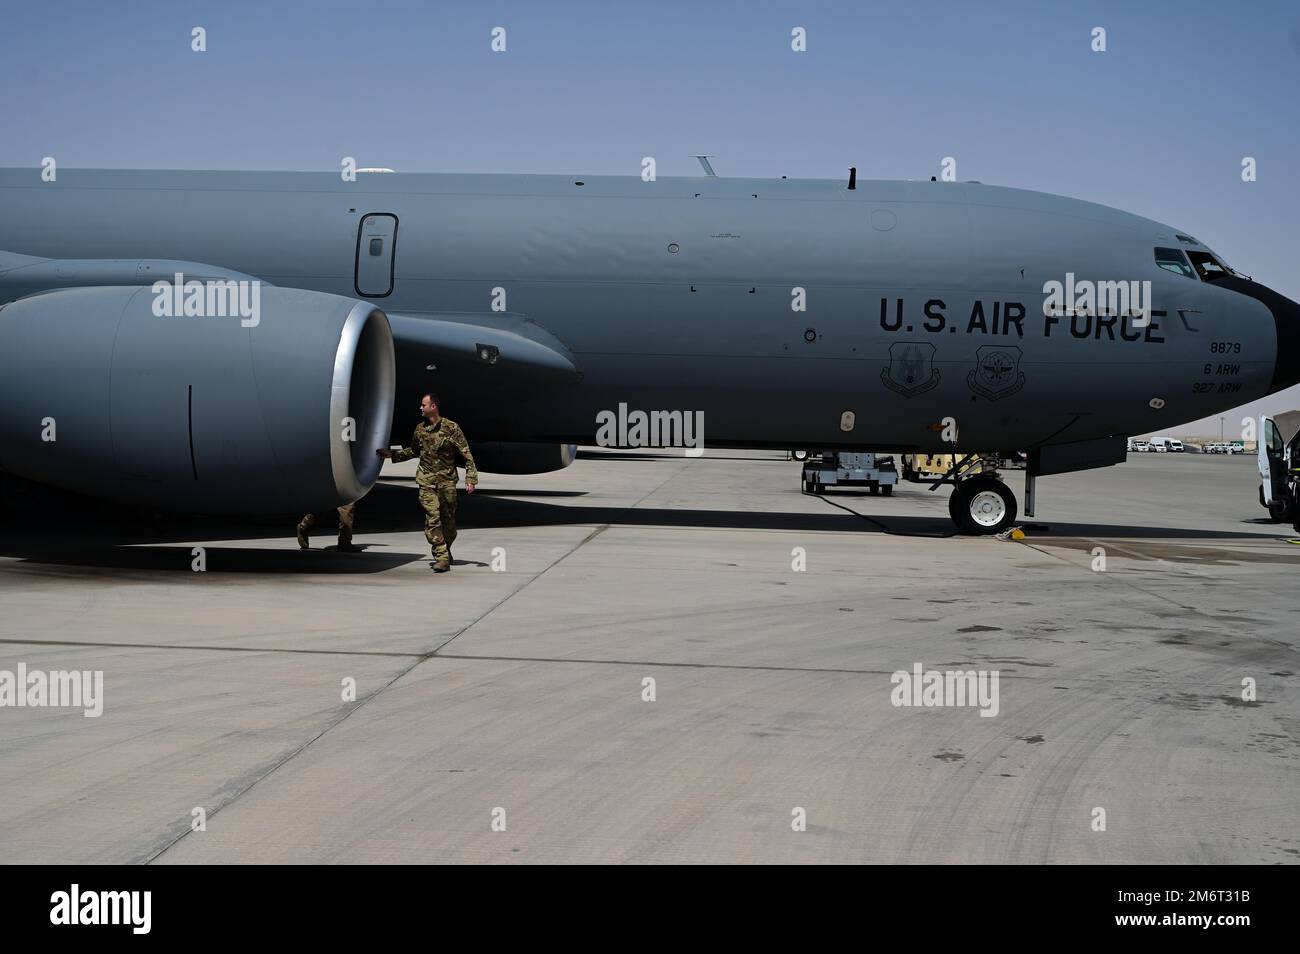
[298,502,356,549]
[390,418,478,567]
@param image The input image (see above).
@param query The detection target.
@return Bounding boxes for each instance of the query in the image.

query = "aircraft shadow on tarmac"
[0,478,1290,574]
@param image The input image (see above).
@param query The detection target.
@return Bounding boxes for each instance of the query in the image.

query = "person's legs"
[419,488,450,569]
[336,503,356,549]
[296,512,317,549]
[437,485,458,560]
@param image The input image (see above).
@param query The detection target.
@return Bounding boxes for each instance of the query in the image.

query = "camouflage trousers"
[298,502,355,545]
[419,484,458,561]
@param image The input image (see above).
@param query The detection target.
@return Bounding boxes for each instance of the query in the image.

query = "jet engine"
[0,285,394,513]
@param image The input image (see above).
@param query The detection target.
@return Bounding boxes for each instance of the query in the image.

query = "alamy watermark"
[595,403,704,457]
[152,272,261,327]
[1,663,103,717]
[1042,272,1152,328]
[890,663,999,717]
[50,885,150,934]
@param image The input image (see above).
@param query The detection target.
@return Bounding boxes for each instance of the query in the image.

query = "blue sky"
[2,0,1297,432]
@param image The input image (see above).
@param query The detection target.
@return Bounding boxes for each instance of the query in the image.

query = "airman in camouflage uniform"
[378,393,477,572]
[297,503,358,551]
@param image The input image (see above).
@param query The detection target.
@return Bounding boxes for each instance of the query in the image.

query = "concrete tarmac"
[1,451,1297,863]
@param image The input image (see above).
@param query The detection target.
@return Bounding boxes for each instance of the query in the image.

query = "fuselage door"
[355,213,398,298]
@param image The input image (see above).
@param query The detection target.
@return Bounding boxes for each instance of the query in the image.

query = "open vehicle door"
[1259,415,1282,506]
[1259,411,1300,520]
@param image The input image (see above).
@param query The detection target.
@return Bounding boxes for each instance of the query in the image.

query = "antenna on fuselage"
[848,167,857,190]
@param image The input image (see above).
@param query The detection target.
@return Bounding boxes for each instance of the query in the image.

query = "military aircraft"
[1,168,1296,533]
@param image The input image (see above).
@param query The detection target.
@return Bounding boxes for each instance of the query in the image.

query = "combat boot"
[432,556,451,573]
[296,522,310,549]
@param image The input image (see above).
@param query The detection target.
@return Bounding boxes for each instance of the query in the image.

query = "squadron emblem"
[967,346,1025,401]
[881,341,941,397]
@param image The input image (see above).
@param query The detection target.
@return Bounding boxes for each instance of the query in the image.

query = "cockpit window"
[1154,246,1195,279]
[1186,249,1231,281]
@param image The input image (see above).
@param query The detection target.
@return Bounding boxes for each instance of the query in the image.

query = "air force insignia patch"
[967,346,1025,401]
[881,341,941,397]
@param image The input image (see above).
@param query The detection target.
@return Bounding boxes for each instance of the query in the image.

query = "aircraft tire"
[952,477,1017,534]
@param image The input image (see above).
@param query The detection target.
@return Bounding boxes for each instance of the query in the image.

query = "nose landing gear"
[948,475,1018,534]
[923,452,1027,535]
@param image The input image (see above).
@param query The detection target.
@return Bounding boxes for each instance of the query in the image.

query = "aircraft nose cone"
[1261,287,1300,392]
[1222,277,1300,392]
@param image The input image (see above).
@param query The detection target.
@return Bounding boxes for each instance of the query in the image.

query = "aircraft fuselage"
[2,169,1295,454]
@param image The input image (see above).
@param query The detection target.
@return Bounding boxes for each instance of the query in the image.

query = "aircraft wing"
[0,250,265,298]
[0,251,579,382]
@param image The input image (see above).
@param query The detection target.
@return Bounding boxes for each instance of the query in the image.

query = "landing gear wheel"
[948,486,964,524]
[951,477,1018,535]
[792,450,809,462]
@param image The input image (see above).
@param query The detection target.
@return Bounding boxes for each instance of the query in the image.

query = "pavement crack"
[0,637,422,658]
[143,462,691,862]
[143,652,426,864]
[434,652,901,675]
[428,461,687,657]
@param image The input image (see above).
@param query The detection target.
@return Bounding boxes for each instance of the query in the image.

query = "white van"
[1149,436,1183,453]
[1258,411,1300,523]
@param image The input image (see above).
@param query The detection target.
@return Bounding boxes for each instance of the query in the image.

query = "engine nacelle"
[0,285,394,513]
[472,441,578,475]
